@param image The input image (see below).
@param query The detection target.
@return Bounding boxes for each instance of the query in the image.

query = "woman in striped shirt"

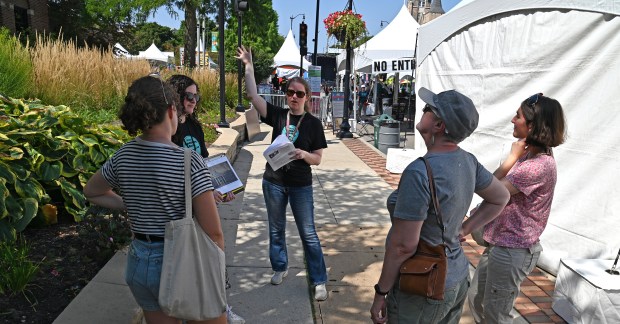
[84,75,226,324]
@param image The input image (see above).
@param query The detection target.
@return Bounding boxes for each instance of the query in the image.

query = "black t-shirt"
[172,119,209,158]
[261,102,327,187]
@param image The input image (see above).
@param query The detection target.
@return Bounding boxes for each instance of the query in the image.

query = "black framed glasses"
[526,93,543,108]
[149,72,169,106]
[184,92,201,102]
[286,89,306,98]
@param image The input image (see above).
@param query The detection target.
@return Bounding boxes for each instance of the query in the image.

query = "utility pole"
[337,0,354,139]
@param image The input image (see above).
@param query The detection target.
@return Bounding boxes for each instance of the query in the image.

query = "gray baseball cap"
[418,87,479,142]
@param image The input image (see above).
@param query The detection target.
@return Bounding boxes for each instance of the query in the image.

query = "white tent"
[113,43,130,58]
[137,43,173,63]
[415,0,620,274]
[337,5,419,73]
[273,30,312,70]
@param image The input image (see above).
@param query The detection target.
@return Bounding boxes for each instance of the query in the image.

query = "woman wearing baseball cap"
[371,88,510,323]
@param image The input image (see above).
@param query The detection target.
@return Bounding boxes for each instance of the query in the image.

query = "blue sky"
[149,0,462,51]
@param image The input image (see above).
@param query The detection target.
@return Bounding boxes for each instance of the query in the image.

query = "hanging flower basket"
[324,10,367,44]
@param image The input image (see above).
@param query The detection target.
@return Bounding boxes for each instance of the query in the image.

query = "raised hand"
[236,45,253,66]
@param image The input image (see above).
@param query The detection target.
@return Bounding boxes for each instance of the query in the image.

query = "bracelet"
[374,284,389,296]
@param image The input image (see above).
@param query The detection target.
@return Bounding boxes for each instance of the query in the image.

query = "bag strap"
[184,148,192,219]
[421,157,446,245]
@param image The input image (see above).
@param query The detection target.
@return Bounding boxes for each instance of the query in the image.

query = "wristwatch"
[374,283,389,296]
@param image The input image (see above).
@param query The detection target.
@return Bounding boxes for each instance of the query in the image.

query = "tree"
[84,0,218,68]
[123,22,182,54]
[224,0,282,82]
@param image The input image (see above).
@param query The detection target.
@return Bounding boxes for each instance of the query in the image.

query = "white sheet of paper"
[263,134,296,171]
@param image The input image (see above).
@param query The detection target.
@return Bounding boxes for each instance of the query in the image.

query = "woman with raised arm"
[84,75,226,324]
[236,45,329,301]
[469,93,566,324]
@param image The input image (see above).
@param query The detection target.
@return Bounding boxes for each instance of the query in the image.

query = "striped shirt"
[100,137,213,236]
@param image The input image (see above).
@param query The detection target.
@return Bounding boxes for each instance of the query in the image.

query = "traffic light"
[235,0,249,12]
[299,22,308,56]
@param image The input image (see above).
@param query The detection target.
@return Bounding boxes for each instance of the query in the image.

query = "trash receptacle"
[378,120,400,154]
[373,114,394,148]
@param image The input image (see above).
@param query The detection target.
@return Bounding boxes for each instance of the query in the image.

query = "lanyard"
[285,111,306,141]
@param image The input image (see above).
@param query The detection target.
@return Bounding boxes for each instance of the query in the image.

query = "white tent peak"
[273,30,311,69]
[138,43,172,63]
[337,5,419,72]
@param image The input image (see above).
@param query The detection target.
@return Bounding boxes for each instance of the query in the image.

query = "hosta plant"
[0,95,129,241]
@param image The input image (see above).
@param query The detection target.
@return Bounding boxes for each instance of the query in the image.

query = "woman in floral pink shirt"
[469,93,567,324]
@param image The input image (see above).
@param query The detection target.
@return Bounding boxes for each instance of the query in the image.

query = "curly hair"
[287,77,312,113]
[118,76,179,136]
[520,95,567,148]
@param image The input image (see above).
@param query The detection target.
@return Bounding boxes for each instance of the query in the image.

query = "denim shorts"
[125,239,165,311]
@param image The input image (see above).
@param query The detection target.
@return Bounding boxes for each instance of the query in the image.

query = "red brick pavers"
[342,138,566,324]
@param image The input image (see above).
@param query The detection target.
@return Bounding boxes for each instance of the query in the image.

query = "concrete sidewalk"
[54,124,481,323]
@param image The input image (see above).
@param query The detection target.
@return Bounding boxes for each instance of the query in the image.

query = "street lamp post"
[217,0,229,128]
[290,14,305,35]
[235,11,245,112]
[380,20,389,28]
[337,0,354,139]
[235,0,249,112]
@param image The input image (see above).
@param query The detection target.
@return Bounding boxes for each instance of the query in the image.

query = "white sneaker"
[315,283,328,301]
[226,305,245,324]
[270,270,288,285]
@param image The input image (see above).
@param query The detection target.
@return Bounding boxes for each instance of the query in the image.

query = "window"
[14,6,29,32]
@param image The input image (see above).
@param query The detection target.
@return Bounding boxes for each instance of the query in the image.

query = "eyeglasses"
[286,90,306,98]
[149,72,169,106]
[423,104,439,117]
[526,93,543,108]
[184,92,201,102]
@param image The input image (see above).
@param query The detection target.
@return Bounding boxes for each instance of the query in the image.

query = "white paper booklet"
[205,154,245,196]
[263,134,296,171]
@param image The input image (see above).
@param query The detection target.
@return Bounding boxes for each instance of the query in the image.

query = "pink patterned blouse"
[484,152,557,248]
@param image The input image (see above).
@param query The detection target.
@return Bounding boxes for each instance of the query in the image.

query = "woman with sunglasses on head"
[84,75,226,324]
[168,74,235,204]
[469,93,567,324]
[167,74,245,324]
[236,45,329,301]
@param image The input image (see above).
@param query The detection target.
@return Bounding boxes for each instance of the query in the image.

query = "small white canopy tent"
[273,30,312,71]
[415,0,620,274]
[113,43,130,58]
[138,43,173,63]
[336,5,419,73]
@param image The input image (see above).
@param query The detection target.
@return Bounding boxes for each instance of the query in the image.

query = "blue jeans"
[125,239,165,312]
[387,276,469,324]
[262,180,327,286]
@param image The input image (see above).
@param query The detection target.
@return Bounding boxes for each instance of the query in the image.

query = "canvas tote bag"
[159,148,227,320]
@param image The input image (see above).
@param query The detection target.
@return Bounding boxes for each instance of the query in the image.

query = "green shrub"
[0,28,33,99]
[0,238,40,296]
[0,96,129,242]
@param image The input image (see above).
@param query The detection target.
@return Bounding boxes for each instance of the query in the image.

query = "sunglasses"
[149,72,169,106]
[286,90,306,98]
[526,93,543,108]
[184,92,201,102]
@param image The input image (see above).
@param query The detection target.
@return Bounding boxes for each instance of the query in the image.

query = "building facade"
[1,0,48,34]
[408,0,445,24]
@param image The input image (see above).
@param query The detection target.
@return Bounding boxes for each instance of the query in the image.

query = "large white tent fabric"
[273,30,311,70]
[137,43,173,63]
[336,5,419,73]
[415,0,620,274]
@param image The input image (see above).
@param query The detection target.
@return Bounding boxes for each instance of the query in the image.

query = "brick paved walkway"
[342,137,567,324]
